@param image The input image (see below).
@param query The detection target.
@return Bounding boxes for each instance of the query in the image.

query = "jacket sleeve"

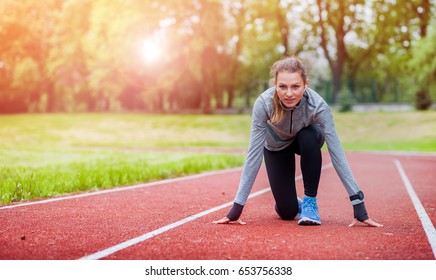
[315,105,369,221]
[226,97,268,220]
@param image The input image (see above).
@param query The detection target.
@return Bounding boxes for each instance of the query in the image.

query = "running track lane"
[100,152,436,260]
[0,167,269,259]
[0,152,435,260]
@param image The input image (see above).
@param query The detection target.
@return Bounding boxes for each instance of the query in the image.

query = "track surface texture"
[1,151,435,260]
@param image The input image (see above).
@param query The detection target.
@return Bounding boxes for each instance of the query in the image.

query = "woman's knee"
[275,204,297,220]
[298,124,325,149]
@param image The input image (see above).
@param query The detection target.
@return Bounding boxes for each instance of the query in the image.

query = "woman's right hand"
[213,217,246,225]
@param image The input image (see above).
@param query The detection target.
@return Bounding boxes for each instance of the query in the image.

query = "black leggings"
[264,124,325,220]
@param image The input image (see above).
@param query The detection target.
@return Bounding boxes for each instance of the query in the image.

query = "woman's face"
[275,71,308,109]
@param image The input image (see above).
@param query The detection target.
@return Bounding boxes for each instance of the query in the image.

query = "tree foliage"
[409,20,436,109]
[0,0,434,113]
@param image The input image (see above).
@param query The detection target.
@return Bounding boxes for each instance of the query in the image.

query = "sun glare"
[142,39,161,63]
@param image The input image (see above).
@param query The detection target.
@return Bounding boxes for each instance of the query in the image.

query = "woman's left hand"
[349,218,383,227]
[213,217,246,225]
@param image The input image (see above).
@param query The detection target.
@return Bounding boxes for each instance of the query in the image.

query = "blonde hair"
[270,56,307,124]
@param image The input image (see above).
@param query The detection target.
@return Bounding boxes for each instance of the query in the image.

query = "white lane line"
[80,163,333,260]
[0,167,243,210]
[80,188,267,260]
[394,159,436,258]
[365,151,436,157]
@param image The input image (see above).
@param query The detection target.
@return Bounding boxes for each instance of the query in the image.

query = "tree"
[304,0,366,103]
[0,0,434,113]
[0,0,59,113]
[409,21,436,109]
[367,0,433,105]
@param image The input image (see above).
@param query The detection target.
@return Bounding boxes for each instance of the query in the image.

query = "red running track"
[0,152,435,260]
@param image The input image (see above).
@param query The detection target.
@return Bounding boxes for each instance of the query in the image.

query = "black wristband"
[353,202,369,222]
[350,191,364,201]
[226,202,244,221]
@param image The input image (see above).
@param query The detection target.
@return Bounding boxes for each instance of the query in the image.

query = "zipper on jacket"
[289,110,293,134]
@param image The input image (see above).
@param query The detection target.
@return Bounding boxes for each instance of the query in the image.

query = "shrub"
[415,88,432,110]
[338,87,356,112]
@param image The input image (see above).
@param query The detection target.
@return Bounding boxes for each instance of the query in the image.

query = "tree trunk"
[227,85,234,108]
[46,83,58,112]
[316,0,350,104]
[332,66,342,103]
[276,0,289,56]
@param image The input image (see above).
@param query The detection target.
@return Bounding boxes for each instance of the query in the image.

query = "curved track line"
[80,163,333,260]
[394,159,436,258]
[0,167,243,211]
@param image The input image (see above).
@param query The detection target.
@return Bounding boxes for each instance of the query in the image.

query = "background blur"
[1,0,435,114]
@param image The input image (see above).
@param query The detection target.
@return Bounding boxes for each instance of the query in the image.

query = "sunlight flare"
[141,39,162,63]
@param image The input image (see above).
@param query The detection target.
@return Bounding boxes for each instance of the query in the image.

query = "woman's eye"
[279,85,288,90]
[292,85,300,90]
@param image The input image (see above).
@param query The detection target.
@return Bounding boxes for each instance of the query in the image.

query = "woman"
[214,56,382,227]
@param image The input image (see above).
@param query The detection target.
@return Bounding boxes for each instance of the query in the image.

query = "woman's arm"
[214,96,269,224]
[316,105,383,227]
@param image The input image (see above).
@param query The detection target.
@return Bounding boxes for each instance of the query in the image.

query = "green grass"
[0,149,243,204]
[0,113,250,205]
[332,111,436,152]
[0,113,250,150]
[0,111,435,205]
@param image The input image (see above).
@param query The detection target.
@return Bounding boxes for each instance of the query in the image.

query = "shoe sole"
[298,217,321,226]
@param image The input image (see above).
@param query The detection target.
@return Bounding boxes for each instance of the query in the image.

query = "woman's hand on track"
[214,217,383,227]
[213,217,246,225]
[349,218,383,227]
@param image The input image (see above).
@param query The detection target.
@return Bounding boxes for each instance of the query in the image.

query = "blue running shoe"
[298,196,321,225]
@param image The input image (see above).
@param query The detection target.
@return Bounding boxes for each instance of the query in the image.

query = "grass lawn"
[332,111,436,152]
[1,111,435,205]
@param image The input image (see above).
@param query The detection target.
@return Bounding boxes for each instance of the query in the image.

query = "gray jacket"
[233,87,364,207]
